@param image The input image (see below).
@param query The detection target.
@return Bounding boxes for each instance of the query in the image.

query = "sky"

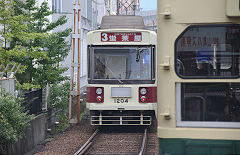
[140,0,157,10]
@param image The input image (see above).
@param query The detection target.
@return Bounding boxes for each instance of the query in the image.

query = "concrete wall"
[7,113,47,155]
[0,78,15,95]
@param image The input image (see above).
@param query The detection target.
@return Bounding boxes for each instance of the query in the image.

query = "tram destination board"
[101,32,142,42]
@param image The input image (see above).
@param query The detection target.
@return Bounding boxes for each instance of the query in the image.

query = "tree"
[0,0,47,79]
[13,0,71,89]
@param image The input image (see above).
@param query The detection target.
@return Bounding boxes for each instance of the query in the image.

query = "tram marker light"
[141,96,146,102]
[87,87,104,103]
[96,96,102,102]
[139,87,157,103]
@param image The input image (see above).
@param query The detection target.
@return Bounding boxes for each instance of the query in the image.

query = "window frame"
[176,83,240,128]
[174,24,240,79]
[87,45,156,84]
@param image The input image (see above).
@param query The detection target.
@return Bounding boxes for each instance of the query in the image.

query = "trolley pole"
[117,0,119,15]
[108,0,111,15]
[69,0,81,124]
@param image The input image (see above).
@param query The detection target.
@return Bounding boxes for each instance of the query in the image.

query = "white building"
[104,0,117,15]
[137,10,157,31]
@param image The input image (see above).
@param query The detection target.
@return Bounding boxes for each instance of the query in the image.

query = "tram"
[158,0,240,154]
[86,16,157,125]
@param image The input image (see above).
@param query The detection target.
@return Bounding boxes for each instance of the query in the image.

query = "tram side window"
[181,83,240,122]
[175,25,240,78]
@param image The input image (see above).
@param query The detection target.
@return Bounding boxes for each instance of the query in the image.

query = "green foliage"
[13,0,71,88]
[0,0,46,75]
[0,91,33,154]
[48,81,70,110]
[54,114,68,134]
[48,81,70,133]
[16,81,40,90]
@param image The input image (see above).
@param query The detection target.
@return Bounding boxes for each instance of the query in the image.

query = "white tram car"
[86,16,157,125]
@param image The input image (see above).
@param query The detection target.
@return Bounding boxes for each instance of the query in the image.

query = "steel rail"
[73,129,99,155]
[139,128,148,155]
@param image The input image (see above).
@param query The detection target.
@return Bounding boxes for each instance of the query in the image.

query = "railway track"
[139,128,148,155]
[74,127,149,155]
[35,117,157,155]
[73,129,99,155]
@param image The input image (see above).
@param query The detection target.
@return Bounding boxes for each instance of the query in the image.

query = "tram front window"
[88,46,155,84]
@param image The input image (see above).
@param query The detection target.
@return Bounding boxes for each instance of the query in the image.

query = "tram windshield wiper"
[136,47,148,62]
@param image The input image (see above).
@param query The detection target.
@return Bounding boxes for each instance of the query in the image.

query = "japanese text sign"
[101,32,142,42]
[177,27,225,51]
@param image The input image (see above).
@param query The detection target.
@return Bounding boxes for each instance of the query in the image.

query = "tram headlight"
[96,88,103,95]
[96,96,102,102]
[140,96,146,102]
[140,88,147,95]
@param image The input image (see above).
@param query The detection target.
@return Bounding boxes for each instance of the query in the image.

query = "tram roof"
[100,15,145,29]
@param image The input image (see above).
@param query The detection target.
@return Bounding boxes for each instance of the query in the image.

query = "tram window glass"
[175,25,240,78]
[180,83,240,123]
[89,47,155,84]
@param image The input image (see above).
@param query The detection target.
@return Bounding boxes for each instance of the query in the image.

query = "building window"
[52,0,62,13]
[176,83,240,128]
[175,25,240,78]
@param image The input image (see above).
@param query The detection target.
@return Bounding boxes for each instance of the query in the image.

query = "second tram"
[86,16,157,125]
[158,0,240,154]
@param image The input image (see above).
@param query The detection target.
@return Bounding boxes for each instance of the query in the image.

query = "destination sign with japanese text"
[101,32,142,42]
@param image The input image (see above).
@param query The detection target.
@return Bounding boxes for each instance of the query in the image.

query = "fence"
[22,89,42,115]
[7,113,47,155]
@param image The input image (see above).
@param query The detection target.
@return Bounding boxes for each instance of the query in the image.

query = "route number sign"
[101,32,142,42]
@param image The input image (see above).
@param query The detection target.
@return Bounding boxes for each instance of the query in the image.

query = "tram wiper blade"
[136,48,141,62]
[116,78,123,84]
[136,47,148,62]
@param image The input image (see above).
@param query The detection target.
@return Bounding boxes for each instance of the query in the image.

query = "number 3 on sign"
[101,33,108,42]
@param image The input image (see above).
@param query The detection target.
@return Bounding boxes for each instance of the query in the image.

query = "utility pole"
[69,0,81,124]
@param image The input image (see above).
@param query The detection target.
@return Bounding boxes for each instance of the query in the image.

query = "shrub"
[0,91,33,154]
[48,81,70,133]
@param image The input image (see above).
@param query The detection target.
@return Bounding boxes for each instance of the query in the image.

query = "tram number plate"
[114,98,128,103]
